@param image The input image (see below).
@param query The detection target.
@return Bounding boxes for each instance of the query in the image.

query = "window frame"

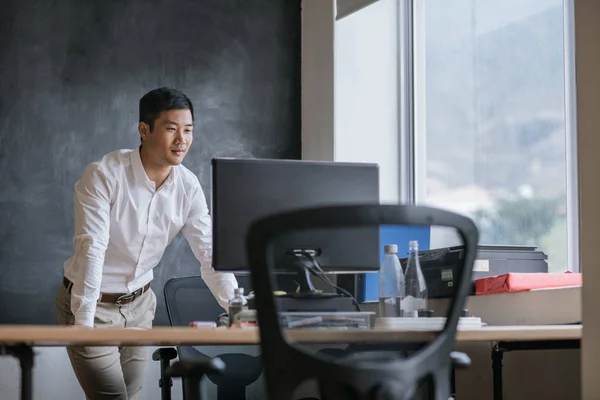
[563,0,580,273]
[403,0,580,272]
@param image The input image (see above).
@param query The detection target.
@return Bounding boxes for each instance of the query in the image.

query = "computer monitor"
[211,157,380,297]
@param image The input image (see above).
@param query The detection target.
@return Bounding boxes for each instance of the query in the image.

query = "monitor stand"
[274,254,356,313]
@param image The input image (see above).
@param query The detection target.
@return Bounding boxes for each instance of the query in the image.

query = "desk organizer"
[374,316,483,331]
[279,311,375,329]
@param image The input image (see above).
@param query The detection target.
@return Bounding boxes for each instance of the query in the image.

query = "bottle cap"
[234,288,244,295]
[384,244,398,254]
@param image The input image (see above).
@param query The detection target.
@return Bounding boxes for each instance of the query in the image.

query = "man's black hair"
[139,87,194,140]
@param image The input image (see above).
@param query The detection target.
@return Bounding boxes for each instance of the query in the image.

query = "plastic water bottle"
[378,244,405,317]
[228,288,247,326]
[403,240,428,317]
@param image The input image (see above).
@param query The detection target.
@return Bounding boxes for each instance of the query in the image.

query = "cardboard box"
[428,286,581,326]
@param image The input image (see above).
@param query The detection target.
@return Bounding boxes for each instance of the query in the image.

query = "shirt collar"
[131,147,150,185]
[130,146,177,187]
[165,165,177,186]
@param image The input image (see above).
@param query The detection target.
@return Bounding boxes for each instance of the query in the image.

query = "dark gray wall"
[0,0,301,325]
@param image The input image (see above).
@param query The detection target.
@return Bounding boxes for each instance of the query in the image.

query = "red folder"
[475,272,582,295]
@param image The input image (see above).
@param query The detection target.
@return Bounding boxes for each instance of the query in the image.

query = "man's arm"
[69,163,113,327]
[181,184,238,311]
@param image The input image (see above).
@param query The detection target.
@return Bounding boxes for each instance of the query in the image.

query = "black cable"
[297,251,362,312]
[305,255,361,312]
[311,271,362,313]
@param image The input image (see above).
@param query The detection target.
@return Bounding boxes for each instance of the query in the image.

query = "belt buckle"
[115,292,135,306]
[114,287,144,306]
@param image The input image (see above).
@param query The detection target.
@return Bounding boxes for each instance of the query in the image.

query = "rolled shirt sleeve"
[69,163,113,327]
[181,183,238,311]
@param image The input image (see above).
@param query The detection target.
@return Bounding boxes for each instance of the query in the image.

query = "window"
[411,0,577,273]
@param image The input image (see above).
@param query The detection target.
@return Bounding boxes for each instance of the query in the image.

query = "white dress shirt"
[63,148,238,327]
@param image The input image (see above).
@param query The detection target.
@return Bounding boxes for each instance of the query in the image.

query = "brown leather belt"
[63,277,151,306]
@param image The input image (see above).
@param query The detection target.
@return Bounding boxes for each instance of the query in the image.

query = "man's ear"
[139,122,150,141]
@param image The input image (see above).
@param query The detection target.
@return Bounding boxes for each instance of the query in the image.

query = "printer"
[398,245,548,299]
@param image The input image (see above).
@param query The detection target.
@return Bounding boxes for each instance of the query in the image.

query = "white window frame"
[397,0,416,204]
[563,0,580,273]
[301,0,579,271]
[408,0,580,272]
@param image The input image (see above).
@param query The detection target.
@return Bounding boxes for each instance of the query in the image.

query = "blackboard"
[0,0,301,325]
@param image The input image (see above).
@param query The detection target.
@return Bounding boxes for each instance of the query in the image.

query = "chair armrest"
[450,351,471,369]
[167,357,226,379]
[152,347,178,362]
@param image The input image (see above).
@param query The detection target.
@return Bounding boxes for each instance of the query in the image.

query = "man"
[55,87,238,399]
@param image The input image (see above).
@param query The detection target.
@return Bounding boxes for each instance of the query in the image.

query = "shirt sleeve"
[181,182,238,311]
[69,163,113,327]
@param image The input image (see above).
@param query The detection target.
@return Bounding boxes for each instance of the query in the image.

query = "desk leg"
[489,340,579,400]
[492,345,504,400]
[1,345,34,400]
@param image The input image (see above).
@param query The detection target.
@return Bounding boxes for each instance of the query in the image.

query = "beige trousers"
[55,283,157,400]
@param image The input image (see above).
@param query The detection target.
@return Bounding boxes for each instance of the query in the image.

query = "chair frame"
[154,276,262,400]
[246,204,479,400]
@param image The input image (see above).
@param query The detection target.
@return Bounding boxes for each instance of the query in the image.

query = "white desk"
[0,324,581,400]
[0,324,582,346]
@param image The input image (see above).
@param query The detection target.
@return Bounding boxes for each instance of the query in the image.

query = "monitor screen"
[211,157,380,273]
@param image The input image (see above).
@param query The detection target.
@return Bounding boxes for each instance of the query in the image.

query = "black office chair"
[153,275,263,400]
[246,204,479,400]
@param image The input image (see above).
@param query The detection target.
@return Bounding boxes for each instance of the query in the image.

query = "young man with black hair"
[55,87,238,399]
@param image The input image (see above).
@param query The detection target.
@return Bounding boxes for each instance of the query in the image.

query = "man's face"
[139,109,194,167]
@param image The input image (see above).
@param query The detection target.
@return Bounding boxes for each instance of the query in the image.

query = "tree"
[473,196,558,246]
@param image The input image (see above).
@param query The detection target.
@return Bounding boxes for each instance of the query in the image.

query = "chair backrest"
[164,276,224,326]
[163,275,253,326]
[162,275,265,400]
[246,204,479,400]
